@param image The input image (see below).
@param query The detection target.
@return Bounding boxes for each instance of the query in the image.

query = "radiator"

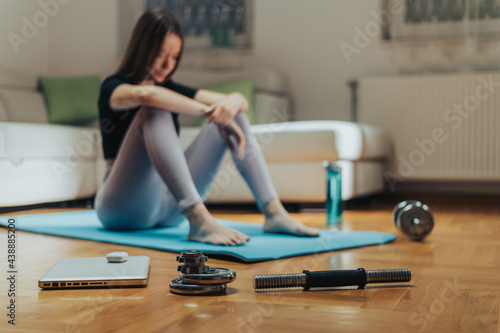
[357,72,500,182]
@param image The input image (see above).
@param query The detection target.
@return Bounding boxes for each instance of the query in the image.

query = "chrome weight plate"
[180,267,237,285]
[397,202,434,241]
[392,200,434,241]
[391,200,420,225]
[169,278,227,296]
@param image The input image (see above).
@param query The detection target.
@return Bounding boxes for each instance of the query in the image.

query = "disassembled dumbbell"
[169,250,236,296]
[254,268,411,291]
[392,200,434,241]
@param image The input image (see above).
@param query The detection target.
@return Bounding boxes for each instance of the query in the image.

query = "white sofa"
[0,66,391,208]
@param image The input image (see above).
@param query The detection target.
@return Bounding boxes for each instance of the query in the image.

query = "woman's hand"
[217,119,246,159]
[205,93,248,126]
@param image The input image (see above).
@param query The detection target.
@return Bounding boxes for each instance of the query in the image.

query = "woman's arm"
[109,83,247,157]
[194,89,249,125]
[109,84,210,116]
[194,89,248,111]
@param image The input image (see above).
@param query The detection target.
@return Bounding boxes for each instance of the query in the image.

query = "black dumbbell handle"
[254,268,411,290]
[302,268,367,290]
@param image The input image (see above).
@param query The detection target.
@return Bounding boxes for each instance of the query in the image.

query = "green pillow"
[201,78,257,126]
[39,75,100,125]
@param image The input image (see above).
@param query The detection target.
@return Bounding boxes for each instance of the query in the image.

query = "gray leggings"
[95,107,278,230]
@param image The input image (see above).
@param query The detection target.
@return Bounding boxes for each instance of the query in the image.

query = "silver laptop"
[39,256,150,289]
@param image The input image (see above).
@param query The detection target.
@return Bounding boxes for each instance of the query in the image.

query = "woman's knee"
[234,111,251,124]
[139,106,177,127]
[233,112,253,135]
[141,106,172,116]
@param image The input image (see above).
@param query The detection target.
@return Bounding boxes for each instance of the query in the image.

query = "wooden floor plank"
[458,291,500,333]
[0,195,499,332]
[423,283,469,332]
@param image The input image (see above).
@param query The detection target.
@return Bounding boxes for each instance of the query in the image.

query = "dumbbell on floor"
[392,200,434,241]
[169,250,237,296]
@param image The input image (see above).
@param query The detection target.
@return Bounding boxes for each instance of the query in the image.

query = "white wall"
[0,0,51,73]
[246,0,398,121]
[0,0,398,121]
[3,0,495,122]
[0,0,119,77]
[48,0,120,76]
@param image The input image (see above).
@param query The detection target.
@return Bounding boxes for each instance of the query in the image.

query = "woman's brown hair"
[116,8,184,84]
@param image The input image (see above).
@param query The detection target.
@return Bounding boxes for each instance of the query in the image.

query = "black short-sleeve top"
[98,74,198,160]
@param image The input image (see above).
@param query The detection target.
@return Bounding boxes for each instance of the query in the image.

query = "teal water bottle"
[324,161,343,228]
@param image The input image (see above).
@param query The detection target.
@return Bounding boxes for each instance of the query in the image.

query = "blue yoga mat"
[0,210,396,262]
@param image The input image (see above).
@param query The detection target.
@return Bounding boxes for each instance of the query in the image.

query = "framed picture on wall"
[386,0,500,40]
[118,0,253,53]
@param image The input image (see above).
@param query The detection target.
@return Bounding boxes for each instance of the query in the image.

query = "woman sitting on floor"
[95,8,319,246]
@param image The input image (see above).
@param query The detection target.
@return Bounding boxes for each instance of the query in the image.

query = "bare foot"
[263,199,320,237]
[186,203,250,246]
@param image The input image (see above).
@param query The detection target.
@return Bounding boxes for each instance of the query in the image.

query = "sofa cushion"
[177,69,291,128]
[179,120,390,163]
[0,158,97,206]
[204,160,384,203]
[0,122,100,159]
[204,79,257,125]
[0,87,48,123]
[254,92,291,124]
[39,75,100,125]
[252,121,390,162]
[174,69,287,95]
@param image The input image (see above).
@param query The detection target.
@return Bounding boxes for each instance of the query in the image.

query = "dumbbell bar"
[254,268,411,290]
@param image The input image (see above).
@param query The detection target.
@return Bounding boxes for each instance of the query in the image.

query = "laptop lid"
[39,256,150,289]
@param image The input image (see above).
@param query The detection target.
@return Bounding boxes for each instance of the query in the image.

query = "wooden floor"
[1,194,499,333]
